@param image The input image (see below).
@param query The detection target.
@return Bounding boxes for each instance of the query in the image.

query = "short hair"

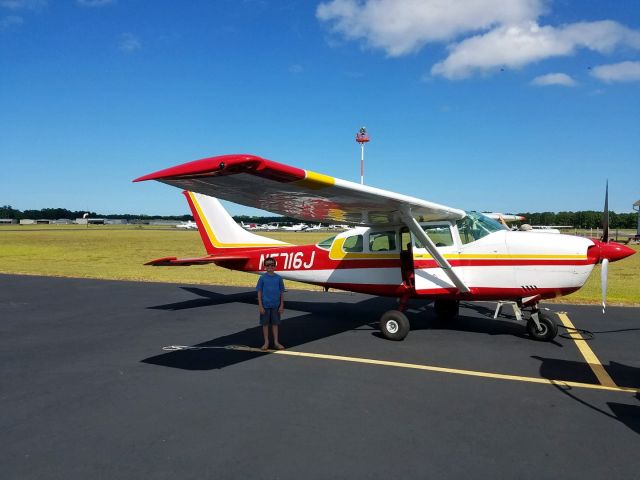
[264,258,276,266]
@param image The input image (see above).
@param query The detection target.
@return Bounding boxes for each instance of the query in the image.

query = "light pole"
[355,126,370,185]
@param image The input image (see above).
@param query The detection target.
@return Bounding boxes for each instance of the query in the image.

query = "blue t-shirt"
[256,273,284,308]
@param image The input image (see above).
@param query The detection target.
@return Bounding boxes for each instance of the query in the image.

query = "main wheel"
[527,311,559,341]
[434,300,459,320]
[379,310,410,341]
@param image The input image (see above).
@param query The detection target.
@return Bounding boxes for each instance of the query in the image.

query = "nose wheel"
[379,310,410,341]
[526,309,559,341]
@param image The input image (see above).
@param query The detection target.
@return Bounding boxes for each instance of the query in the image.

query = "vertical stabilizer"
[182,191,289,254]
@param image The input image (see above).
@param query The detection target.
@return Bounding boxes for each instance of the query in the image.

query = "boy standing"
[256,257,285,350]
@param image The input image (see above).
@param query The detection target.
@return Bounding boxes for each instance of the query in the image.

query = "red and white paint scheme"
[134,154,635,342]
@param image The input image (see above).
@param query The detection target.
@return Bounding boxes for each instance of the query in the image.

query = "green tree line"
[518,211,637,229]
[0,205,190,221]
[1,204,637,228]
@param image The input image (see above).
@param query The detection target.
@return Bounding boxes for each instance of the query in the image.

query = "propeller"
[601,180,609,314]
[601,257,609,314]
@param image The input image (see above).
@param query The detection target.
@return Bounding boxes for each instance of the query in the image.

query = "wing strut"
[399,206,470,293]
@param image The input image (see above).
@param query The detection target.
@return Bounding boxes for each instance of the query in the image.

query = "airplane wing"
[134,154,464,226]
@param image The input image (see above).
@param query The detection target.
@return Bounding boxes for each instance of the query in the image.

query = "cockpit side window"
[342,234,364,252]
[414,224,454,248]
[369,231,397,252]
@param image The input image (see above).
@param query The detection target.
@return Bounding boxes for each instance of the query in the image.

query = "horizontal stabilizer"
[145,255,250,267]
[145,256,219,266]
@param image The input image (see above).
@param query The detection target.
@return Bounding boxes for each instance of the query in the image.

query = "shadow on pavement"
[142,290,389,370]
[535,356,640,436]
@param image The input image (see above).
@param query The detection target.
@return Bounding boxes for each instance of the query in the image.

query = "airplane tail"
[182,191,289,255]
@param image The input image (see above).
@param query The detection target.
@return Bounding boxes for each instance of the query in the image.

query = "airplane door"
[411,223,461,293]
[399,228,414,287]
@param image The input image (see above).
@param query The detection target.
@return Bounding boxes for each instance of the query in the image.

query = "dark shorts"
[260,308,281,326]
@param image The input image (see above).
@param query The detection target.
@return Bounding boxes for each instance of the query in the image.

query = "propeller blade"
[602,180,609,243]
[601,258,609,314]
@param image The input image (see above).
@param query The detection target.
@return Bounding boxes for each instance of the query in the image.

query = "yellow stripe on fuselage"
[327,237,587,262]
[414,253,587,260]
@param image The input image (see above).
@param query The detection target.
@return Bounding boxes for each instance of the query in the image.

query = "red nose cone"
[601,242,636,262]
[589,240,637,263]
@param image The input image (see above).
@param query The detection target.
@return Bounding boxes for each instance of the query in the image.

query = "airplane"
[484,213,573,234]
[304,224,325,232]
[260,222,280,231]
[280,223,309,231]
[240,221,259,230]
[483,213,526,224]
[521,225,574,234]
[176,220,197,230]
[134,154,635,342]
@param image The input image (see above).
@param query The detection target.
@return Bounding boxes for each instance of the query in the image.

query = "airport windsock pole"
[355,126,370,185]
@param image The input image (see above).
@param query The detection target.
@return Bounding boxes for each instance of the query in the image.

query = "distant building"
[75,218,105,225]
[20,219,35,225]
[0,219,18,224]
[54,218,73,224]
[149,220,181,226]
[105,219,128,225]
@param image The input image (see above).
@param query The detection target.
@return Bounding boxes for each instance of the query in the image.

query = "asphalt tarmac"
[1,274,639,479]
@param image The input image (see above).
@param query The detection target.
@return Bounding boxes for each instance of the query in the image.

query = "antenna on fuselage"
[355,126,370,185]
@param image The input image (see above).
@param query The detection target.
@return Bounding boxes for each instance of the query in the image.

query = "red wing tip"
[132,154,265,183]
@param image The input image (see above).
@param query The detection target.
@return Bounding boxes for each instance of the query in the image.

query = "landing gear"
[379,310,410,341]
[434,300,459,320]
[526,309,559,341]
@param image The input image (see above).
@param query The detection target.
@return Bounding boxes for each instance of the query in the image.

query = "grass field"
[1,225,638,305]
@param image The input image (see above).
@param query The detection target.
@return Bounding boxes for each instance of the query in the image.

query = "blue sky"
[1,0,639,216]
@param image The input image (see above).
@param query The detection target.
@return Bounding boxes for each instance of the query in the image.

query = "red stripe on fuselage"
[211,244,596,272]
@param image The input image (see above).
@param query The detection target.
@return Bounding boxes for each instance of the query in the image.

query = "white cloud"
[0,0,44,30]
[591,61,640,83]
[531,73,577,87]
[288,64,304,74]
[0,14,22,29]
[119,33,141,52]
[0,0,46,11]
[432,21,640,79]
[76,0,115,7]
[316,0,640,81]
[317,0,545,57]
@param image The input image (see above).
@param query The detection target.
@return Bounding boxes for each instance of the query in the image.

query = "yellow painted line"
[557,312,618,389]
[229,346,638,394]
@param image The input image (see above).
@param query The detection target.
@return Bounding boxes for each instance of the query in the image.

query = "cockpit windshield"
[456,211,505,244]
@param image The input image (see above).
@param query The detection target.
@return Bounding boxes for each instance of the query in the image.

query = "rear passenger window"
[343,235,363,252]
[369,231,397,251]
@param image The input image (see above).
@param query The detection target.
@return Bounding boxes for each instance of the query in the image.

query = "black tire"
[527,311,559,341]
[380,310,410,341]
[434,300,459,320]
